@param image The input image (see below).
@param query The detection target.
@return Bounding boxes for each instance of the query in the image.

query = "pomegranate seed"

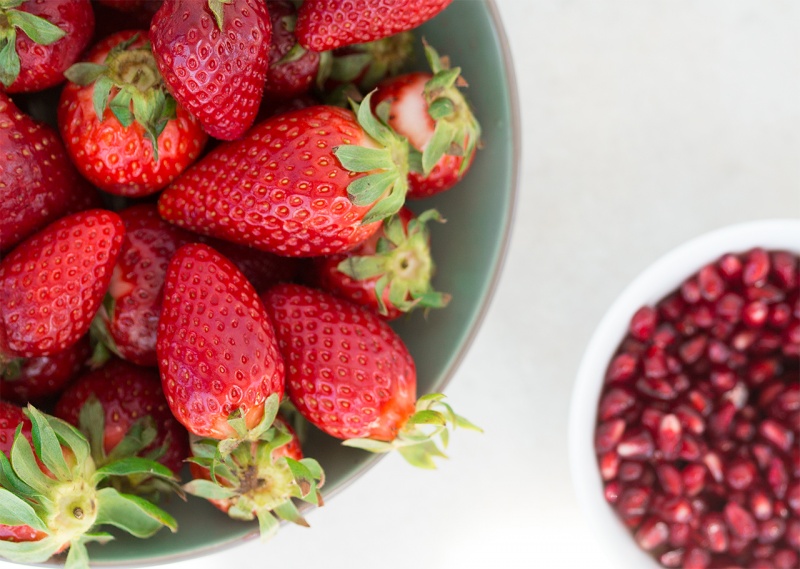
[759,419,794,453]
[732,418,756,442]
[683,547,712,569]
[759,382,785,409]
[617,487,651,519]
[658,414,683,460]
[702,513,730,552]
[716,292,744,323]
[690,304,715,329]
[619,461,644,482]
[767,457,788,499]
[669,523,690,547]
[718,253,743,281]
[680,334,708,364]
[679,435,703,462]
[604,480,621,504]
[710,368,737,393]
[643,345,669,378]
[657,464,684,495]
[743,300,769,328]
[681,278,702,303]
[731,329,758,352]
[660,497,694,523]
[750,560,775,569]
[776,384,800,413]
[598,387,635,420]
[724,501,758,541]
[634,517,669,550]
[751,444,774,470]
[637,376,679,401]
[768,303,792,328]
[773,499,789,519]
[673,373,691,393]
[630,306,658,341]
[599,451,620,481]
[659,293,686,321]
[787,481,800,515]
[595,419,626,453]
[703,452,725,483]
[653,323,679,347]
[747,284,786,304]
[641,407,665,431]
[753,544,776,560]
[677,405,706,435]
[757,518,785,544]
[699,265,726,301]
[774,549,798,569]
[750,490,773,521]
[711,319,735,340]
[617,430,654,460]
[771,250,798,288]
[709,401,736,437]
[660,548,684,567]
[606,352,638,382]
[748,358,781,385]
[786,518,800,549]
[743,248,770,287]
[687,390,713,416]
[708,339,733,364]
[726,459,757,491]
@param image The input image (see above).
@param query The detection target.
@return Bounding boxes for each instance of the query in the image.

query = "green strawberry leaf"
[341,438,394,453]
[0,535,61,565]
[255,509,280,541]
[109,88,134,128]
[421,118,457,174]
[183,478,237,501]
[64,62,108,86]
[0,451,36,496]
[44,409,91,468]
[0,32,21,89]
[334,145,395,173]
[10,426,54,495]
[27,404,70,480]
[64,540,89,569]
[105,418,158,463]
[427,96,455,121]
[93,457,176,484]
[273,500,308,527]
[346,170,399,207]
[6,9,65,45]
[91,75,114,121]
[95,487,178,537]
[0,488,47,531]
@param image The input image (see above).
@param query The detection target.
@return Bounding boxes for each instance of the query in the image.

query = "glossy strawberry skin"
[158,105,382,257]
[149,0,272,141]
[263,283,416,442]
[156,243,285,440]
[0,92,99,253]
[0,209,125,359]
[373,72,470,198]
[100,205,195,366]
[1,335,91,406]
[1,0,95,94]
[54,358,189,473]
[263,0,320,101]
[296,0,451,52]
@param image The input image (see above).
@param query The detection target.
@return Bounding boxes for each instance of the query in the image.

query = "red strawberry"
[1,335,91,406]
[314,207,449,319]
[202,237,304,294]
[296,0,451,52]
[158,95,411,257]
[0,92,100,253]
[372,43,481,198]
[0,209,125,363]
[92,204,195,367]
[149,0,272,141]
[262,0,320,101]
[58,30,208,197]
[55,358,189,475]
[0,0,94,93]
[185,408,323,539]
[0,404,178,565]
[156,243,285,441]
[263,283,479,467]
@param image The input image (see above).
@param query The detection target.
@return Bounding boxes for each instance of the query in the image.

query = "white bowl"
[568,219,800,568]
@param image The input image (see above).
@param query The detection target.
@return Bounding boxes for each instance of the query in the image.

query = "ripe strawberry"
[0,0,94,93]
[149,0,272,141]
[372,43,481,198]
[263,283,479,467]
[156,243,285,441]
[0,404,178,567]
[296,0,451,52]
[185,403,323,539]
[92,204,195,367]
[1,335,91,406]
[0,209,125,363]
[55,358,189,476]
[0,92,100,253]
[203,236,304,294]
[314,207,449,319]
[262,0,321,101]
[158,95,411,257]
[58,30,207,197]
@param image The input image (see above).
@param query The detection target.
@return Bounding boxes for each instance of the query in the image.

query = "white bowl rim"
[568,218,800,568]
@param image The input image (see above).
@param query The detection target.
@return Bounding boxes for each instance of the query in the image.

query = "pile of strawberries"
[0,1,482,566]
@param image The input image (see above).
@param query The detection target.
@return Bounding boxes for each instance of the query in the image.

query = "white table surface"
[4,1,799,568]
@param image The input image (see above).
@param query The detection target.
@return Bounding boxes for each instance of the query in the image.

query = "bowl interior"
[63,1,519,564]
[568,219,800,568]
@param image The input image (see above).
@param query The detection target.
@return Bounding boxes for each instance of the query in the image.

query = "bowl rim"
[79,2,521,566]
[568,218,800,568]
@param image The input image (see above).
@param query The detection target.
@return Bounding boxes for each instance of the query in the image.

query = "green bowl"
[42,1,519,564]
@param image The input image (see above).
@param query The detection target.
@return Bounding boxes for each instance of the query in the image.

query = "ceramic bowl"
[61,0,521,565]
[568,219,800,568]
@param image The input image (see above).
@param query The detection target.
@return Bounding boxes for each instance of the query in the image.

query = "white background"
[5,1,800,568]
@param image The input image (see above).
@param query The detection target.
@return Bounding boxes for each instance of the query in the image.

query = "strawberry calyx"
[336,208,451,316]
[342,393,482,469]
[63,34,177,162]
[0,406,178,568]
[334,91,411,224]
[215,394,283,458]
[0,0,66,88]
[88,293,120,369]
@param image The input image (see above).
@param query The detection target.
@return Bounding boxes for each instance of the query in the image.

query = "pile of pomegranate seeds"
[594,248,800,569]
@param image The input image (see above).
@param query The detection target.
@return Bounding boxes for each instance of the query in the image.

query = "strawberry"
[156,243,285,442]
[202,237,304,294]
[92,204,195,367]
[262,0,321,101]
[158,94,411,257]
[58,30,207,197]
[0,404,178,567]
[0,335,91,406]
[0,209,125,364]
[296,0,451,52]
[372,42,481,198]
[0,0,94,93]
[149,0,272,141]
[262,283,479,468]
[314,207,449,319]
[54,358,189,478]
[0,92,100,253]
[185,400,323,539]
